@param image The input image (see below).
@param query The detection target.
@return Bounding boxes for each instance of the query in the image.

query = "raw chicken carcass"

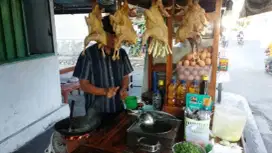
[82,5,107,56]
[142,0,172,58]
[175,0,208,44]
[109,0,137,60]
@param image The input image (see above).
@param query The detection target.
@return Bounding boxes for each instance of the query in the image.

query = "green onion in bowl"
[172,142,206,153]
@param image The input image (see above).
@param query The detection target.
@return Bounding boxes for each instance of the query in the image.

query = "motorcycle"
[237,37,244,45]
[220,35,229,48]
[237,31,244,46]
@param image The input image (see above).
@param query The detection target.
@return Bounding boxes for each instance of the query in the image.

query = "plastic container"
[184,117,210,144]
[125,96,138,109]
[212,105,247,142]
[185,124,210,145]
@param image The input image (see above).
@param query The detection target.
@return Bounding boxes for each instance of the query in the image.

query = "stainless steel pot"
[137,137,161,152]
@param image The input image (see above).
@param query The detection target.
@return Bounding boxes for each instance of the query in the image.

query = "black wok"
[54,100,101,137]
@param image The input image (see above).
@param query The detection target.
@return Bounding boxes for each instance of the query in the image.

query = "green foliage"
[173,142,202,153]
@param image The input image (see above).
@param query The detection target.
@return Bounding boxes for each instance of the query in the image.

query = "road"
[222,39,272,151]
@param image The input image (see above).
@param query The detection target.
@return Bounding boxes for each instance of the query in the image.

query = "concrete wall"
[0,56,69,153]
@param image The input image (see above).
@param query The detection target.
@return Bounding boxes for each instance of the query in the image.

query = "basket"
[184,117,210,143]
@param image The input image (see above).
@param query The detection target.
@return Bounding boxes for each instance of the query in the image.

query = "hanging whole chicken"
[82,5,107,56]
[142,0,172,58]
[175,0,208,44]
[109,0,137,60]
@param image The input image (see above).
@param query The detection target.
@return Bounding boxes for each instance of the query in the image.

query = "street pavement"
[222,39,272,152]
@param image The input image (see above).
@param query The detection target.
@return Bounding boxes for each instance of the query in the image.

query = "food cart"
[54,0,248,152]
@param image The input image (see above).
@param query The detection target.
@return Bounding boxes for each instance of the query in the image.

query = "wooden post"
[147,0,156,91]
[165,0,175,94]
[209,0,222,101]
[148,53,153,90]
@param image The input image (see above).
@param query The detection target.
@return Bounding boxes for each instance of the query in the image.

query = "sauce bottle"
[167,79,176,106]
[176,80,187,107]
[200,75,209,95]
[152,72,162,110]
[158,79,165,107]
[188,80,199,94]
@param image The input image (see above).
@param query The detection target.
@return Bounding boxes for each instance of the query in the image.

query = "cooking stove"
[126,112,182,152]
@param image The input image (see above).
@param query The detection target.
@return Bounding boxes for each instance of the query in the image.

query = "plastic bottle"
[152,72,162,110]
[188,80,199,94]
[167,79,176,106]
[176,80,187,107]
[200,75,209,95]
[158,79,165,107]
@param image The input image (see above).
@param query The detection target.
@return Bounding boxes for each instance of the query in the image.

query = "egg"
[190,61,196,66]
[198,60,205,67]
[184,70,190,76]
[199,70,205,75]
[180,66,185,71]
[195,75,201,80]
[188,75,194,81]
[206,52,211,58]
[205,58,211,65]
[186,53,193,60]
[184,60,190,66]
[200,52,207,60]
[192,70,198,76]
[179,74,185,80]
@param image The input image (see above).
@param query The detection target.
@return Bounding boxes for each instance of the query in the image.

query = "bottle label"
[218,58,229,71]
[189,88,199,94]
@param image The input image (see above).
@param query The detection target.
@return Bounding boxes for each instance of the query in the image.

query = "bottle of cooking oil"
[167,79,176,106]
[188,80,199,94]
[176,80,187,107]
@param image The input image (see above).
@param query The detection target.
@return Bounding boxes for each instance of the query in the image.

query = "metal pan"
[54,100,101,137]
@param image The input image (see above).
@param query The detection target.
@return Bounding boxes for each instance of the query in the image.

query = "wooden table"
[67,112,136,153]
[67,112,184,153]
[67,112,246,153]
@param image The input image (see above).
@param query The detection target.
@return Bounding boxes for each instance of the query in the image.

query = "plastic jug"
[212,105,247,142]
[185,124,210,145]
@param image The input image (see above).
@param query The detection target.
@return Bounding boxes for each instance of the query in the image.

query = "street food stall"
[50,0,248,153]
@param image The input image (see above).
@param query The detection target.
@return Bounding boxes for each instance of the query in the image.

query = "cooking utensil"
[139,112,154,126]
[68,100,75,132]
[137,137,161,152]
[140,120,172,134]
[54,98,102,137]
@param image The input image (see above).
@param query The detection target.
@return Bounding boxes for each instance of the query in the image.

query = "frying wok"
[54,100,101,136]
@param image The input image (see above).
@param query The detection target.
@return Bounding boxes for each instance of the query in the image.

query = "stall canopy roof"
[54,0,217,14]
[240,0,272,18]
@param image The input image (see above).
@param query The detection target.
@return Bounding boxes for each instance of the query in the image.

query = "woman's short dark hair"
[102,15,115,34]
